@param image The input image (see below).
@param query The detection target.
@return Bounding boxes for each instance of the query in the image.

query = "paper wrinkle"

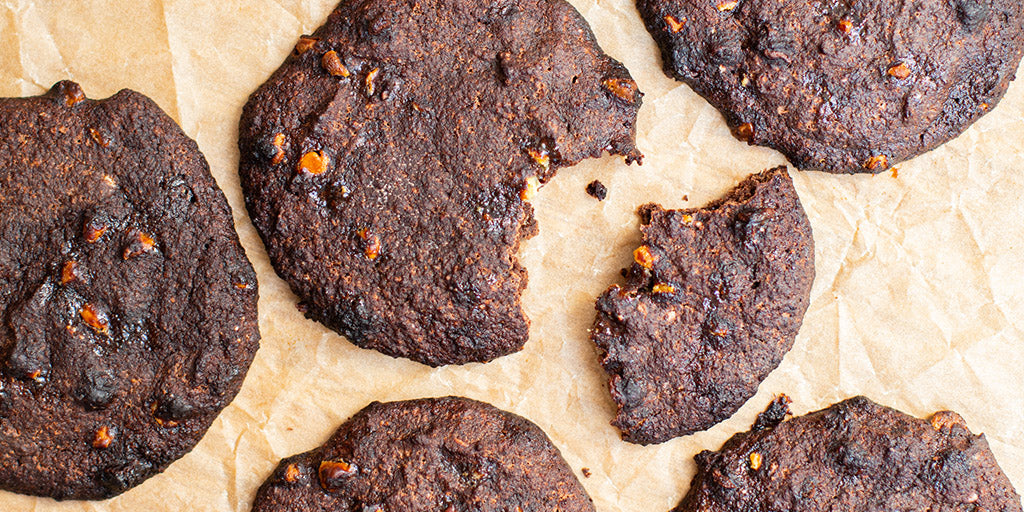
[158,1,183,133]
[11,1,69,91]
[1,0,1023,510]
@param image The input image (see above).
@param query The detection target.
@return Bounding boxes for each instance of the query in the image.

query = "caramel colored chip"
[365,234,381,260]
[749,452,763,470]
[92,426,112,449]
[864,154,889,171]
[365,68,380,96]
[298,151,329,175]
[526,148,550,171]
[633,246,655,269]
[83,220,108,243]
[295,37,318,54]
[284,463,300,483]
[603,78,639,102]
[123,232,156,259]
[929,410,967,431]
[318,459,357,490]
[717,0,738,11]
[63,85,86,107]
[520,176,541,201]
[887,62,911,79]
[322,51,351,78]
[652,283,675,294]
[89,128,109,147]
[665,15,686,32]
[61,261,78,285]
[735,122,754,142]
[271,133,286,165]
[80,303,109,336]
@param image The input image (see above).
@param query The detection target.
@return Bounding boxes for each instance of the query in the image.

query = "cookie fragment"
[592,167,814,444]
[636,0,1024,173]
[251,397,596,512]
[674,396,1024,512]
[239,0,642,366]
[586,180,608,200]
[0,81,260,500]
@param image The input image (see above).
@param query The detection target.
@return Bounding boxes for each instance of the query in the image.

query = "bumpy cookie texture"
[239,0,642,366]
[675,396,1024,512]
[0,82,260,500]
[592,167,813,445]
[637,0,1024,173]
[251,397,596,512]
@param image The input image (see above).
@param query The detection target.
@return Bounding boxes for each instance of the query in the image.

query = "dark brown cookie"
[636,0,1024,173]
[675,396,1024,512]
[238,0,642,367]
[592,167,814,445]
[0,82,260,500]
[251,397,596,512]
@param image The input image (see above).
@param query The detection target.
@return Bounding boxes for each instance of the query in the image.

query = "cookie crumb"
[586,180,607,200]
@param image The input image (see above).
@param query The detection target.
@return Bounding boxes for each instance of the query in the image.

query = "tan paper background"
[1,0,1022,510]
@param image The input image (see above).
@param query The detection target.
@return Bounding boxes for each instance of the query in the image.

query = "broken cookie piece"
[251,397,597,512]
[239,0,642,367]
[674,396,1023,512]
[592,167,814,444]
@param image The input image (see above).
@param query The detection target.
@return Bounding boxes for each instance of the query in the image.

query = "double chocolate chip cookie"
[637,0,1024,173]
[675,395,1023,512]
[0,82,260,500]
[239,0,642,366]
[593,167,814,444]
[252,397,595,511]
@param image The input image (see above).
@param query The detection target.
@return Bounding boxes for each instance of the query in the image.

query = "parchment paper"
[1,0,1022,510]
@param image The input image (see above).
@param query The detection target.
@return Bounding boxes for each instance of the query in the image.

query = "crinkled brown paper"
[1,0,1022,510]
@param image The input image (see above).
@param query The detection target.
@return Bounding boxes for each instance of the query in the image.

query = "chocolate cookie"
[251,397,595,511]
[0,82,260,500]
[592,167,814,445]
[675,396,1024,512]
[239,0,642,366]
[637,0,1024,173]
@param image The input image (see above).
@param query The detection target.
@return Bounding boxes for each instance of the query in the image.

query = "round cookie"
[238,0,642,366]
[592,167,814,445]
[0,82,260,500]
[675,396,1023,512]
[251,397,595,511]
[636,0,1024,173]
